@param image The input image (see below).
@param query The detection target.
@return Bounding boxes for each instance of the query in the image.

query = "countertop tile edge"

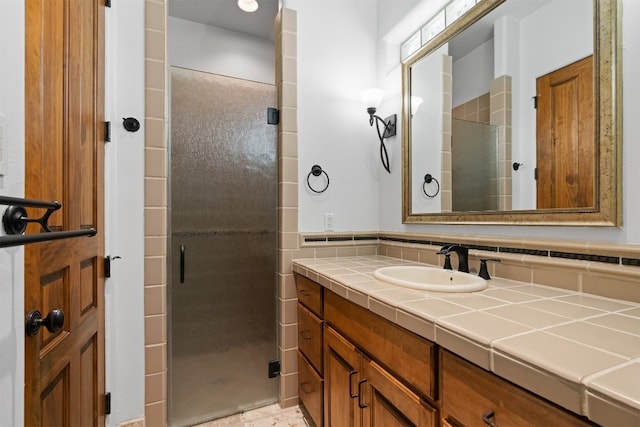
[292,256,640,424]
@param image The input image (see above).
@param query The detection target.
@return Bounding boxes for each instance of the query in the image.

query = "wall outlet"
[324,213,334,232]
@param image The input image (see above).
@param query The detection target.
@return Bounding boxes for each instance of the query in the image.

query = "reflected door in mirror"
[536,55,594,209]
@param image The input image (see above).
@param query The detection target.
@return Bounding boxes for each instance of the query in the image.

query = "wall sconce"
[237,0,259,12]
[361,88,397,173]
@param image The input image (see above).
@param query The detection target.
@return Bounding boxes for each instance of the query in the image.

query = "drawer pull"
[300,381,314,394]
[482,410,497,427]
[357,379,368,408]
[299,289,312,296]
[300,330,313,340]
[349,370,358,398]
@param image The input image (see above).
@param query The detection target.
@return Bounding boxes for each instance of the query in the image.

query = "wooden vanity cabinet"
[295,274,324,426]
[324,325,436,427]
[440,349,594,427]
[323,290,437,426]
[295,273,592,427]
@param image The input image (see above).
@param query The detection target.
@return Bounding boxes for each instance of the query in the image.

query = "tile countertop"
[292,255,640,427]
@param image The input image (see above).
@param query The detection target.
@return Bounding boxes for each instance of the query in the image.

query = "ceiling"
[168,0,280,41]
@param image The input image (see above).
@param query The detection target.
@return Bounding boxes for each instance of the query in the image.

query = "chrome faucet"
[438,244,469,273]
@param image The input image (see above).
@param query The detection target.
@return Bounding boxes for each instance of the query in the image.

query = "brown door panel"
[24,0,105,425]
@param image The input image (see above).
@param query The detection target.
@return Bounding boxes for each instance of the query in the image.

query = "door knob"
[25,309,65,337]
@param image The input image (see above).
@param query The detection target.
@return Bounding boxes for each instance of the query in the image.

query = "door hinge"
[532,95,538,109]
[268,360,280,378]
[105,392,111,415]
[104,255,121,278]
[267,108,279,125]
[105,121,111,142]
[105,0,111,7]
[534,167,538,180]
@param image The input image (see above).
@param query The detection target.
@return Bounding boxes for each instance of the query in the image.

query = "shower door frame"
[166,67,279,426]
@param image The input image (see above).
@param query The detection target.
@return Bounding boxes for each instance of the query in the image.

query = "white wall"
[0,1,25,425]
[411,45,448,213]
[283,0,383,232]
[169,17,275,84]
[452,39,494,107]
[516,0,592,209]
[376,0,640,245]
[104,1,146,425]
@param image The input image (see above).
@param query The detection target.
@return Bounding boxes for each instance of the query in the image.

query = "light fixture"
[238,0,259,12]
[361,88,397,173]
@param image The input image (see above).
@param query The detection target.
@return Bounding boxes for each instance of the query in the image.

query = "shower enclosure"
[451,118,499,212]
[169,67,278,426]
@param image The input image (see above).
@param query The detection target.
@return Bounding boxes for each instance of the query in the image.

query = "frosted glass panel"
[451,118,498,211]
[169,67,277,426]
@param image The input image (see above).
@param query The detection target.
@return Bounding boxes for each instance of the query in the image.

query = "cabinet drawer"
[441,350,593,427]
[298,304,323,374]
[298,351,323,427]
[324,290,436,401]
[295,273,323,317]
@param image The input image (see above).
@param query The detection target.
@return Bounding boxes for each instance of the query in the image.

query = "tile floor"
[195,404,311,427]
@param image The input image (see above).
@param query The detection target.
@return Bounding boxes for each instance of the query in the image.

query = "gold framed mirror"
[402,0,621,226]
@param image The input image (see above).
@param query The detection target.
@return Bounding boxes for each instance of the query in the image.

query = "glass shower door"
[169,67,278,426]
[451,118,499,211]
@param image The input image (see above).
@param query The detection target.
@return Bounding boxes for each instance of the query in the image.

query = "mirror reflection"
[407,0,596,215]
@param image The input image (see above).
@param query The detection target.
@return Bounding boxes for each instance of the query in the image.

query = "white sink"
[373,266,487,293]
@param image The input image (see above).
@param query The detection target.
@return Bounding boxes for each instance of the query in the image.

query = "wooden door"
[24,0,105,425]
[536,55,594,209]
[361,358,436,427]
[324,326,362,427]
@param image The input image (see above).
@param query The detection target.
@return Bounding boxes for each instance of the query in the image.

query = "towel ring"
[422,174,440,198]
[307,165,330,194]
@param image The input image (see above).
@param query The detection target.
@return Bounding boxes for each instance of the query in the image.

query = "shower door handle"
[180,243,185,284]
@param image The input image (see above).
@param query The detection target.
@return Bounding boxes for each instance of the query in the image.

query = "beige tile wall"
[490,75,512,211]
[275,7,305,408]
[441,55,453,212]
[144,0,168,425]
[297,231,640,305]
[452,92,490,123]
[373,232,640,303]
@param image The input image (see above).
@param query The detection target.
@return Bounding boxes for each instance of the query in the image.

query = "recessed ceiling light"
[238,0,259,12]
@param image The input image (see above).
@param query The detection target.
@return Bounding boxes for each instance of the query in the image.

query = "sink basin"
[373,266,487,293]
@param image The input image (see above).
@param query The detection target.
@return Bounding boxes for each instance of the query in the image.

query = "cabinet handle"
[299,289,312,296]
[357,379,368,408]
[348,370,358,398]
[482,410,497,427]
[300,381,314,394]
[300,331,312,340]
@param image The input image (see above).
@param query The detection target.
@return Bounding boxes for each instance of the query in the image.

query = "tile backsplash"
[300,231,640,303]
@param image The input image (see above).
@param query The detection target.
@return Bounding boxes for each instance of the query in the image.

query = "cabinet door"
[362,358,437,427]
[324,326,362,427]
